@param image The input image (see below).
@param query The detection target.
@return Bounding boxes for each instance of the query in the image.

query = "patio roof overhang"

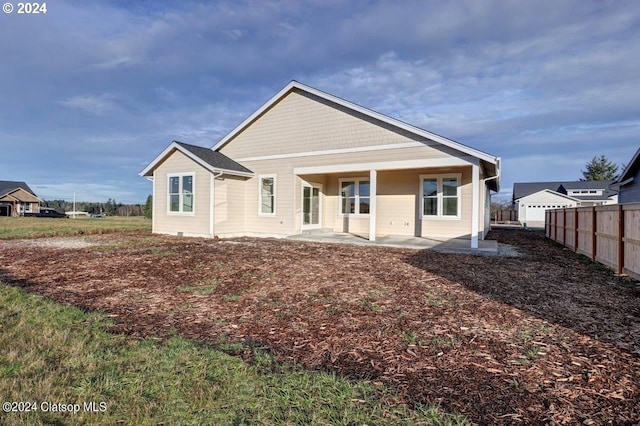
[293,156,478,175]
[294,156,486,249]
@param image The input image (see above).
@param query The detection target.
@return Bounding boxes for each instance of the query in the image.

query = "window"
[340,178,370,215]
[168,173,194,214]
[420,174,461,218]
[259,175,276,215]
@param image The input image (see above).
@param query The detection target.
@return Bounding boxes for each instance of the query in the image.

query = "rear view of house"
[141,81,501,248]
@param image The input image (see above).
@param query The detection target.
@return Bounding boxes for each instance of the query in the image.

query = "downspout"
[482,157,501,234]
[210,170,223,238]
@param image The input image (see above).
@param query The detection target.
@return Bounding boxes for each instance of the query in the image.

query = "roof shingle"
[174,141,252,175]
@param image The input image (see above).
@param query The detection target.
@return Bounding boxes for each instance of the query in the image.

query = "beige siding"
[233,136,477,239]
[419,167,473,239]
[220,90,458,160]
[153,150,212,237]
[149,88,492,241]
[214,175,246,235]
[376,170,422,237]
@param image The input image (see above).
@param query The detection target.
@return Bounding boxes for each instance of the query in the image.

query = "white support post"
[471,163,479,249]
[369,169,377,242]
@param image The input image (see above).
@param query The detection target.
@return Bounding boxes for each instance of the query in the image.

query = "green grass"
[0,216,151,239]
[0,282,470,425]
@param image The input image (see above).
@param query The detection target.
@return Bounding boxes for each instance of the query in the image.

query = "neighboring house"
[0,180,43,217]
[140,81,501,248]
[611,147,640,203]
[512,180,618,228]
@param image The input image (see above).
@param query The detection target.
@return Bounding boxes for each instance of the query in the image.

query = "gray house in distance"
[611,147,640,203]
[512,180,618,228]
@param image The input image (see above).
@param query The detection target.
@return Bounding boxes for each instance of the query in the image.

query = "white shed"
[515,190,579,228]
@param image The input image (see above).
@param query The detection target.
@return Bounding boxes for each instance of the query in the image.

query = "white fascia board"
[517,189,580,203]
[211,81,299,151]
[293,156,477,175]
[139,142,253,178]
[616,147,640,182]
[211,81,500,166]
[139,141,180,177]
[234,141,430,163]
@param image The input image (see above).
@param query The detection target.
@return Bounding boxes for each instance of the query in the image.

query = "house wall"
[213,89,481,239]
[219,89,461,160]
[213,175,246,235]
[149,89,495,242]
[224,160,474,239]
[153,150,212,237]
[483,181,491,238]
[619,168,640,203]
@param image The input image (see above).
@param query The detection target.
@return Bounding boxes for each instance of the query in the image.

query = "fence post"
[563,208,567,244]
[618,204,624,275]
[574,208,579,253]
[554,210,558,241]
[591,206,597,262]
[546,211,550,237]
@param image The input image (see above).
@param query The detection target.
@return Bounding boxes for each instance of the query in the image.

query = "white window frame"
[167,172,195,215]
[419,173,462,220]
[338,177,370,216]
[258,174,276,216]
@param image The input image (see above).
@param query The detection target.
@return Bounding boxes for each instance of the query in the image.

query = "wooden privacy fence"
[493,208,518,222]
[545,203,640,280]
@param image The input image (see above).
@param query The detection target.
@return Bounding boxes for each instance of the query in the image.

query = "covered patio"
[287,231,501,255]
[294,155,495,249]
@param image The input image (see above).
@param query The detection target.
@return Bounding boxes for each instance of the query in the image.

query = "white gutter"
[482,157,501,193]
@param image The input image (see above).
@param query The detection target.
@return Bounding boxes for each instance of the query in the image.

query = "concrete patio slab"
[287,232,508,255]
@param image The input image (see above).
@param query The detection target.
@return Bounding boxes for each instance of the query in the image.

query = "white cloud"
[1,0,639,204]
[59,93,121,116]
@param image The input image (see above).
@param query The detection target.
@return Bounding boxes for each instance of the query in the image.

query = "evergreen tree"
[580,155,619,181]
[144,195,153,219]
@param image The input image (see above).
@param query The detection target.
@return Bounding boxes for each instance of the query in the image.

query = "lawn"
[0,283,463,425]
[0,229,639,424]
[0,216,150,239]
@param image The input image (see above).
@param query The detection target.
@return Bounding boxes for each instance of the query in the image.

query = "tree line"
[43,196,153,218]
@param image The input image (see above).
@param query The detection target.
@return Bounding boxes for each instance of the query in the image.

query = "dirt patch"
[0,229,638,425]
[2,236,102,249]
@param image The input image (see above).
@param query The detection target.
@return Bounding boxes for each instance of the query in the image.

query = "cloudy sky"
[1,0,638,203]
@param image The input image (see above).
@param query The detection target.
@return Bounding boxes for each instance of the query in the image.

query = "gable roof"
[211,80,500,188]
[560,180,615,190]
[140,141,253,178]
[513,182,564,201]
[0,180,37,198]
[517,188,580,203]
[613,147,640,187]
[513,180,616,201]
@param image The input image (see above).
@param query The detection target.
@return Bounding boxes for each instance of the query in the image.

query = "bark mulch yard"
[1,229,639,425]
